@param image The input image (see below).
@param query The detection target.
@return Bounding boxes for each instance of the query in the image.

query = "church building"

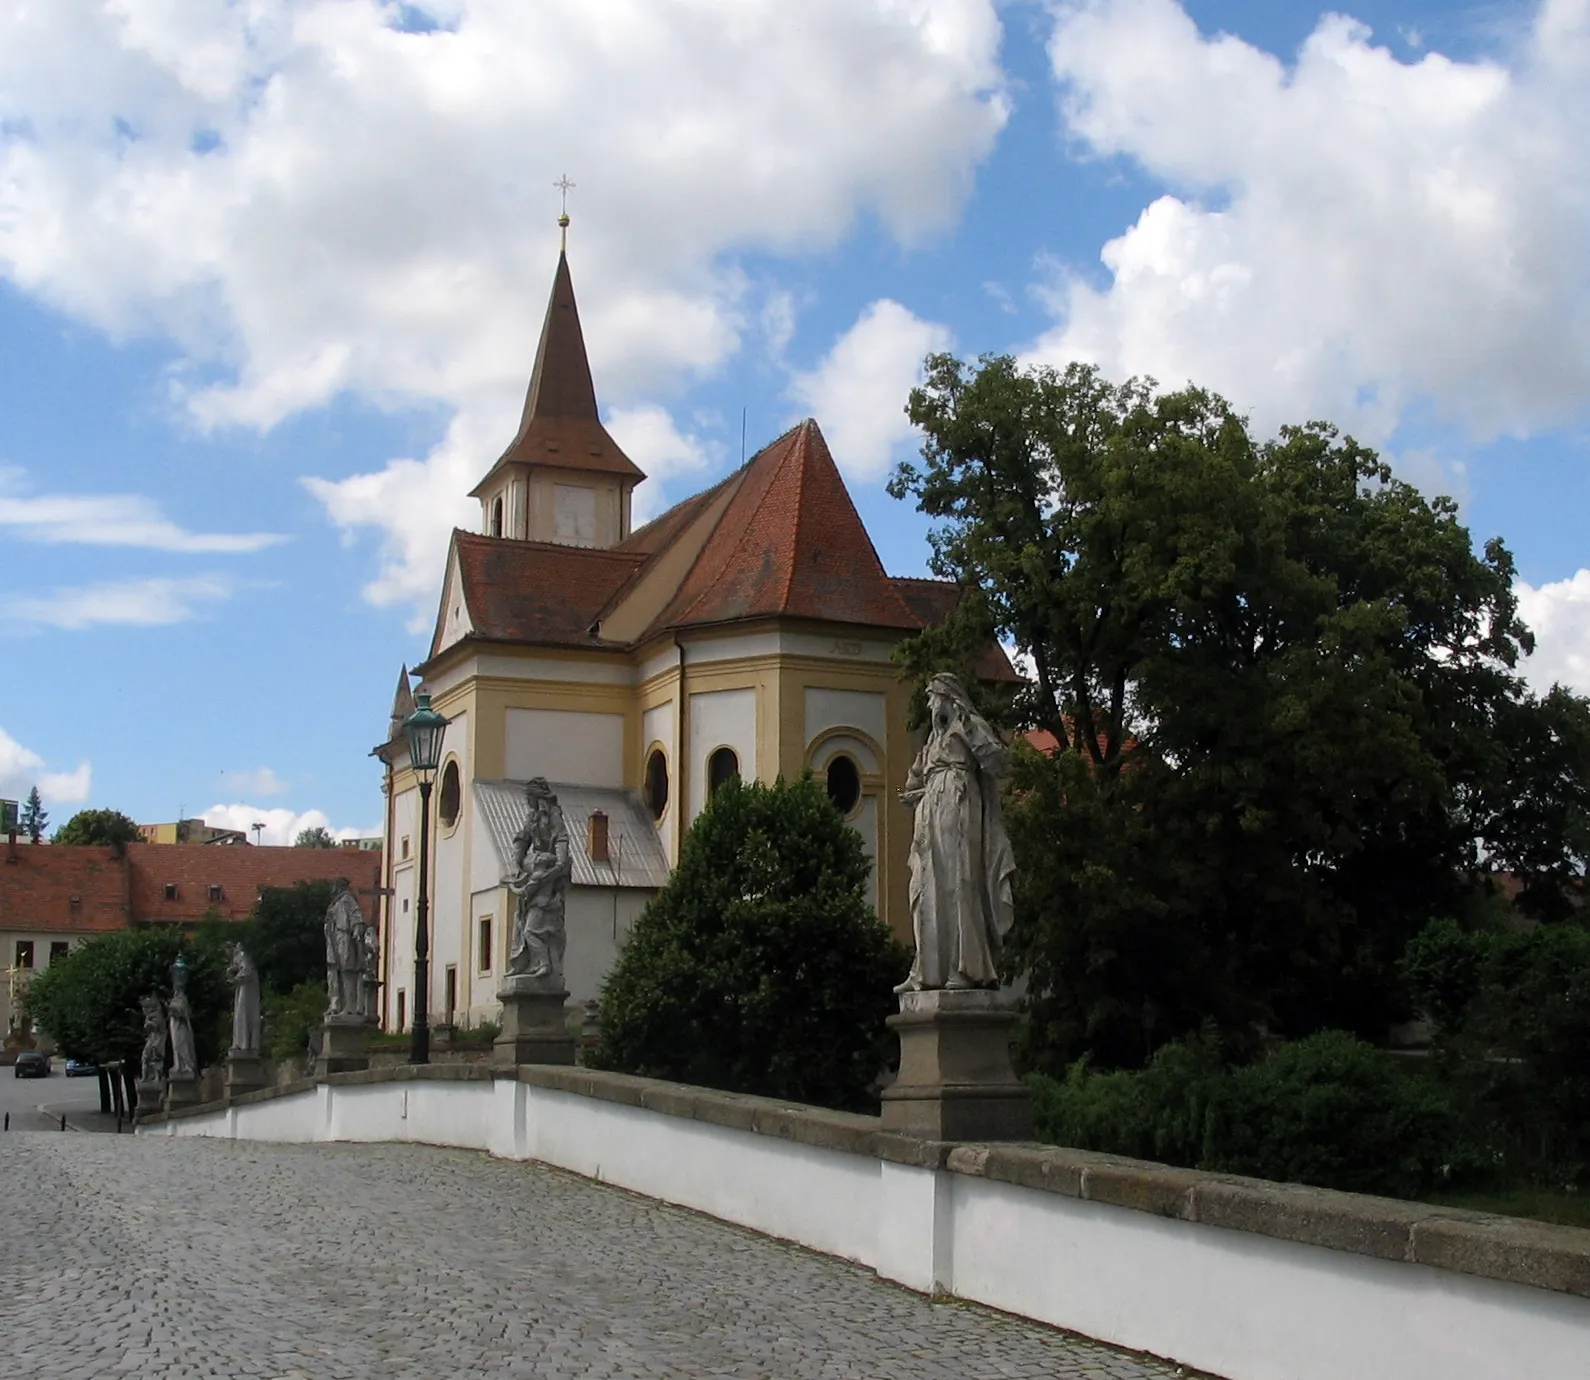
[373,240,1002,1032]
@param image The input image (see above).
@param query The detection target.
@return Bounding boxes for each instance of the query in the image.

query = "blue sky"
[2,0,1587,840]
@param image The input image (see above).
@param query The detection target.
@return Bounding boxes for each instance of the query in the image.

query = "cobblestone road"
[1,1135,1191,1379]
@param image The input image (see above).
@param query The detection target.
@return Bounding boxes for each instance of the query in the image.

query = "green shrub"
[265,980,328,1063]
[590,773,908,1111]
[1032,1029,1462,1198]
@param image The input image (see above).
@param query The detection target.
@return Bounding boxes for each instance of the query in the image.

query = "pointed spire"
[387,665,416,741]
[470,249,643,497]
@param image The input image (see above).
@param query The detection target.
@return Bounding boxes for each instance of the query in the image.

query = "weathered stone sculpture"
[504,778,572,990]
[323,878,366,1017]
[164,957,201,1112]
[227,944,262,1055]
[897,673,1016,992]
[358,920,381,1024]
[883,672,1030,1140]
[139,995,166,1084]
[225,944,267,1099]
[495,778,576,1067]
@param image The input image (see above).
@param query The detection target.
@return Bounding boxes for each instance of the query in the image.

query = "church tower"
[468,243,645,548]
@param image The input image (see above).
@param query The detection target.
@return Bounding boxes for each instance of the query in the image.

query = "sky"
[2,0,1588,841]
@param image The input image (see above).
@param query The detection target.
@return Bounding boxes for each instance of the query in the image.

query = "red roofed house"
[374,237,1016,1034]
[0,840,380,1043]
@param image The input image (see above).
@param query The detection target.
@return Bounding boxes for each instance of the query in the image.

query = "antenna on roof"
[741,407,747,465]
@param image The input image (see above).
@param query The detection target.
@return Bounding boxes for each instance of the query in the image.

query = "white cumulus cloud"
[607,404,717,524]
[218,766,290,798]
[201,803,378,848]
[1,575,237,630]
[0,726,92,809]
[1032,0,1590,440]
[0,0,1008,616]
[1516,570,1590,695]
[788,299,953,481]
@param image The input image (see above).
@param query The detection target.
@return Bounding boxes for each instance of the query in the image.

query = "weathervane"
[554,174,575,251]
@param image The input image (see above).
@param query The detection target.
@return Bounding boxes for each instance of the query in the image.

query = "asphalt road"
[0,1061,103,1132]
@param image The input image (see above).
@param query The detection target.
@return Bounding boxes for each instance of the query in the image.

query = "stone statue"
[358,920,381,1023]
[166,958,197,1076]
[139,995,166,1083]
[896,672,1017,992]
[323,878,366,1016]
[227,944,262,1054]
[504,778,572,989]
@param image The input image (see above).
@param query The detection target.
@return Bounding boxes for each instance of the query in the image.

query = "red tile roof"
[469,251,643,494]
[125,843,383,925]
[0,845,129,935]
[890,577,1023,683]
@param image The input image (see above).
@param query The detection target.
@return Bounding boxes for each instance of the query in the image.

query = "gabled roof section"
[652,419,921,634]
[469,251,644,496]
[429,530,647,659]
[892,576,1023,683]
[386,664,415,741]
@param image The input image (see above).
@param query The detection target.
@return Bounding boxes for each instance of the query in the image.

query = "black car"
[13,1051,50,1079]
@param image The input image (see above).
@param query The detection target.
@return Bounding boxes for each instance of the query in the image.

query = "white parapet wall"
[145,1065,1590,1380]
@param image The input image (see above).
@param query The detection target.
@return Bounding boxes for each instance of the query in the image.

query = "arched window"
[490,496,504,537]
[707,747,739,798]
[825,754,862,815]
[644,748,670,821]
[438,759,461,829]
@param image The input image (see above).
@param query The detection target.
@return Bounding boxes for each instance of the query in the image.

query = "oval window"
[707,747,739,797]
[438,759,461,829]
[645,748,670,821]
[825,755,861,815]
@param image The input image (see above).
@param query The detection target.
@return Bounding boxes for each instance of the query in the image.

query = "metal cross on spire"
[554,174,575,250]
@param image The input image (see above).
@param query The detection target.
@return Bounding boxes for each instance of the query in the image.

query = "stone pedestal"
[494,980,576,1067]
[163,1071,201,1114]
[881,989,1032,1142]
[134,1079,164,1121]
[225,1052,268,1099]
[316,1014,370,1077]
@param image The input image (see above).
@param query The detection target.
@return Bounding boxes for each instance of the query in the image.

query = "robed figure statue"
[227,944,262,1055]
[167,957,198,1076]
[323,878,366,1016]
[897,672,1017,991]
[504,778,572,988]
[139,995,166,1083]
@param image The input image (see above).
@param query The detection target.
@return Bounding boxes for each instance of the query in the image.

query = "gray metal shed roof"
[473,779,670,891]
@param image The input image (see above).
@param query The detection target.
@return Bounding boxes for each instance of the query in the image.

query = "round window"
[708,747,739,797]
[438,759,461,829]
[825,755,861,815]
[645,748,670,821]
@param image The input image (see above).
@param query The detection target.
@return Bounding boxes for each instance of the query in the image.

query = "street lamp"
[402,689,448,1065]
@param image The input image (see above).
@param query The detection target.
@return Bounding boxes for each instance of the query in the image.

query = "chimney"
[587,810,609,865]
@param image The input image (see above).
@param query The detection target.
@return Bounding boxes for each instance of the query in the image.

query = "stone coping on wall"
[141,1060,1590,1302]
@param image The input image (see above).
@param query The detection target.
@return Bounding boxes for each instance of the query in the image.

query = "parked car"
[13,1051,50,1079]
[64,1059,99,1078]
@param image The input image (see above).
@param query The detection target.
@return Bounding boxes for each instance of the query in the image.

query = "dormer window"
[209,884,224,902]
[163,883,178,901]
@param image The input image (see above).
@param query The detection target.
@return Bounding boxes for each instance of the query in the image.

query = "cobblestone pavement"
[1,1135,1194,1380]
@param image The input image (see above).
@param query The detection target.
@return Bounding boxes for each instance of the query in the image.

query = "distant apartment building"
[137,818,250,846]
[0,838,382,1040]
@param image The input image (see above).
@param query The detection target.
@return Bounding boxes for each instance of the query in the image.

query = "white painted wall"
[688,687,756,823]
[153,1077,1590,1380]
[505,708,624,788]
[804,689,887,754]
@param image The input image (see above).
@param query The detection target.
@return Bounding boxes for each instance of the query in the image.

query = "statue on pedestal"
[139,995,166,1083]
[323,878,366,1016]
[227,944,262,1055]
[359,920,381,1023]
[897,673,1017,992]
[504,778,571,989]
[167,958,197,1076]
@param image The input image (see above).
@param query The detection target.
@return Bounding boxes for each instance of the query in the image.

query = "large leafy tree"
[241,879,334,995]
[53,808,141,847]
[25,928,229,1070]
[891,356,1590,1070]
[293,825,337,849]
[591,773,908,1111]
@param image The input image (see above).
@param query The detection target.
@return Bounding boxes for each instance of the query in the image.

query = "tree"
[53,808,141,847]
[25,928,229,1071]
[591,773,909,1111]
[891,355,1590,1070]
[19,786,47,843]
[240,879,334,995]
[293,825,337,849]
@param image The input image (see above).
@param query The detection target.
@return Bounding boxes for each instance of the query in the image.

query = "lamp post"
[402,690,448,1065]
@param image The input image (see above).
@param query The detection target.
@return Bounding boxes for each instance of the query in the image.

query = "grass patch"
[1419,1187,1590,1230]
